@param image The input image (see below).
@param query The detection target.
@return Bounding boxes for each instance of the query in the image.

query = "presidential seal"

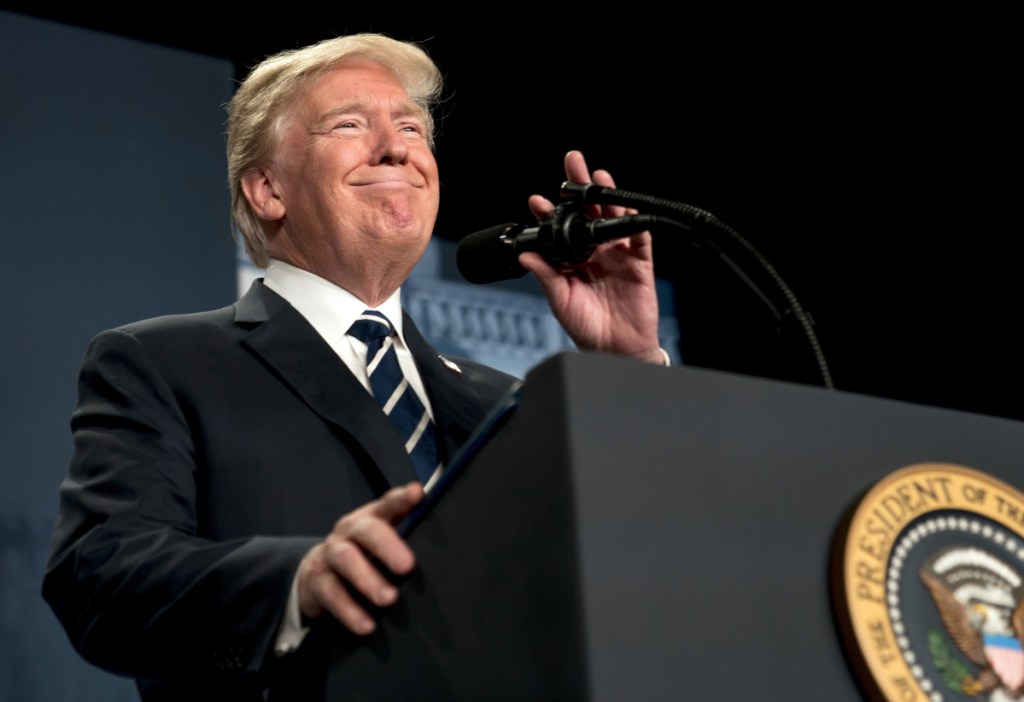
[831,463,1024,702]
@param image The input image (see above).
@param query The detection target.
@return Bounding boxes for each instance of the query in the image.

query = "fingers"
[531,150,614,221]
[563,151,633,219]
[298,542,385,635]
[528,193,555,222]
[563,150,592,185]
[518,251,561,290]
[297,481,424,635]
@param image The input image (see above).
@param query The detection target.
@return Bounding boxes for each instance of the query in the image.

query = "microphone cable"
[560,182,834,390]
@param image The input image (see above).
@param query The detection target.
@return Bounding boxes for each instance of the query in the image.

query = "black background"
[4,7,1019,420]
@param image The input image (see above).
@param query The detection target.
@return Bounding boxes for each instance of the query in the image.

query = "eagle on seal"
[920,545,1024,697]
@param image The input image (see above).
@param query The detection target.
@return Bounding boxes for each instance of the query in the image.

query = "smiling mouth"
[354,179,420,188]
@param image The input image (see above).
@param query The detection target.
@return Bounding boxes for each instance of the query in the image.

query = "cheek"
[411,147,439,179]
[293,155,353,209]
[418,158,441,211]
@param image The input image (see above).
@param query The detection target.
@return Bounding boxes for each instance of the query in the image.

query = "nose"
[374,126,409,165]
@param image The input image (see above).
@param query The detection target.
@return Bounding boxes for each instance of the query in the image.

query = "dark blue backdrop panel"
[0,11,235,701]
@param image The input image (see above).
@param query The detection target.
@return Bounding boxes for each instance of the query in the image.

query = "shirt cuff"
[274,569,310,656]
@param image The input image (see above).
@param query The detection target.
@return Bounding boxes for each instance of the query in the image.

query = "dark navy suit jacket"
[42,280,517,701]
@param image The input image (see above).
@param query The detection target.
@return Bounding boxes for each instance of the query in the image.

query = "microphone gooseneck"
[456,181,834,390]
[559,181,834,390]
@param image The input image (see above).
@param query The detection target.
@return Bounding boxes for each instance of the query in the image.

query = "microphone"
[456,205,674,284]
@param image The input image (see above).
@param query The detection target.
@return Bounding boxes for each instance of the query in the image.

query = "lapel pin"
[438,355,462,374]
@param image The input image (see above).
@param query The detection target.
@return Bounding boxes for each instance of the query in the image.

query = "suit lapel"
[235,281,418,489]
[402,313,498,462]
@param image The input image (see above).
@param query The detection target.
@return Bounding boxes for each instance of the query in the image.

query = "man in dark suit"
[42,33,666,700]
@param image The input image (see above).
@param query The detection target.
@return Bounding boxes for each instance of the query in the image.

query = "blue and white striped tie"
[347,310,441,484]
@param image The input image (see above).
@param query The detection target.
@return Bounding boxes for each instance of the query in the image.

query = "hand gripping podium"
[316,351,1024,701]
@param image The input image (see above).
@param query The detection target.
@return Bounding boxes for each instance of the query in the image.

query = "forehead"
[297,59,418,115]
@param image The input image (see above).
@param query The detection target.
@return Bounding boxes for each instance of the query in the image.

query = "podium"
[320,352,1024,701]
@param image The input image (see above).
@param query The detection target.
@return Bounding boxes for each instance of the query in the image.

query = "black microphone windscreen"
[455,224,527,284]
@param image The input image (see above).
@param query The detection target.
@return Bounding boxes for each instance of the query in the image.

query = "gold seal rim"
[831,461,1024,701]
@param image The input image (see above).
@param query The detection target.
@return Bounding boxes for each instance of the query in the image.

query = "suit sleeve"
[41,328,319,685]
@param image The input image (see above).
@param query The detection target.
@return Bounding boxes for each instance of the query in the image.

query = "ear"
[241,167,286,222]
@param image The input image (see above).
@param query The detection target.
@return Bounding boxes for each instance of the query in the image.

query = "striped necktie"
[347,310,441,484]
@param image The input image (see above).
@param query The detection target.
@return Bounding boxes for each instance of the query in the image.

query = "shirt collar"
[262,258,405,343]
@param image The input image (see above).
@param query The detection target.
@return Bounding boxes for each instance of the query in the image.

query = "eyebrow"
[317,99,427,127]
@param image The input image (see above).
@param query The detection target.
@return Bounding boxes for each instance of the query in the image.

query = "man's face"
[261,59,440,289]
